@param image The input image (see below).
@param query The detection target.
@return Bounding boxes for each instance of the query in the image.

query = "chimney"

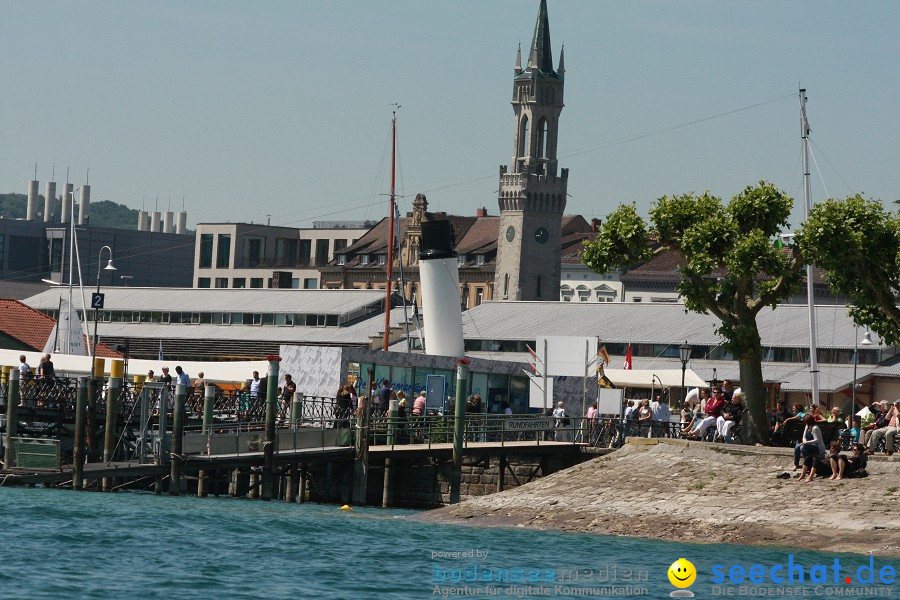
[26,179,39,221]
[476,207,488,217]
[163,211,174,233]
[176,211,187,234]
[150,211,161,232]
[78,184,91,225]
[591,218,601,233]
[44,181,56,223]
[137,210,148,231]
[60,183,74,224]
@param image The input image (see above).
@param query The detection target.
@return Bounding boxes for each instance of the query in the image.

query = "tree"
[582,181,805,444]
[794,195,900,345]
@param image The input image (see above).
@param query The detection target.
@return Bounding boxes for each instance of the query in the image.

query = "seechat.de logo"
[668,558,697,597]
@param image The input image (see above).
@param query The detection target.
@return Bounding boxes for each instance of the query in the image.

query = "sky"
[2,1,899,230]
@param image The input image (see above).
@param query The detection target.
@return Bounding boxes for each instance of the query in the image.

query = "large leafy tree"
[794,196,900,346]
[582,182,805,444]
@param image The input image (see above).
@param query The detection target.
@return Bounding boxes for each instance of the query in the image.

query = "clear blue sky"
[2,1,898,229]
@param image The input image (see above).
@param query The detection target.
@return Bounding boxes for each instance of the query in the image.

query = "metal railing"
[6,437,61,470]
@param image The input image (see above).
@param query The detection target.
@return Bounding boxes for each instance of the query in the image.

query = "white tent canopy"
[603,368,708,389]
[0,348,267,385]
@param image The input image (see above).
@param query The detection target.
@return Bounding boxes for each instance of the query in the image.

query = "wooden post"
[198,384,215,497]
[3,370,19,468]
[73,377,88,491]
[169,383,186,496]
[291,392,302,429]
[382,398,398,508]
[85,378,98,458]
[451,361,468,504]
[261,355,281,500]
[102,370,122,491]
[497,455,506,492]
[249,470,259,499]
[286,463,297,503]
[299,463,307,503]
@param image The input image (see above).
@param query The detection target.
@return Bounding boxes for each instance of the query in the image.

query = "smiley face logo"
[668,558,697,588]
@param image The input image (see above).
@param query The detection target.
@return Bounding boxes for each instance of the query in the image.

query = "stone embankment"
[422,438,900,556]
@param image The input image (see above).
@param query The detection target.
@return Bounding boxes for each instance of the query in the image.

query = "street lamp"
[679,341,692,403]
[852,329,874,411]
[91,246,116,377]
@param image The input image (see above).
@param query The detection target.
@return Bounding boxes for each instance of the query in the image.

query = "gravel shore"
[421,438,900,556]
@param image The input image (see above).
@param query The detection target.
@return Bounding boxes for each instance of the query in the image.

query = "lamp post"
[679,341,692,403]
[91,246,116,377]
[853,329,874,411]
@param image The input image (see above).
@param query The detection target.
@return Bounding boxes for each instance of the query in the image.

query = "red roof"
[0,298,121,358]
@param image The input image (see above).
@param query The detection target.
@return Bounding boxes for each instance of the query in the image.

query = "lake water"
[0,488,894,599]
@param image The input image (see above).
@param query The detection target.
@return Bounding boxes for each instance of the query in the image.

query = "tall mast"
[800,88,820,406]
[382,109,398,352]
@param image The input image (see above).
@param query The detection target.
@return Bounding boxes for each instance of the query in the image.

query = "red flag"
[623,344,632,370]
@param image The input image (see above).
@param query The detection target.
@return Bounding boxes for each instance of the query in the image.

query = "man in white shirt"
[250,371,261,399]
[19,355,31,380]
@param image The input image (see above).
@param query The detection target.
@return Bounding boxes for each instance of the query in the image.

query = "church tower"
[493,0,568,302]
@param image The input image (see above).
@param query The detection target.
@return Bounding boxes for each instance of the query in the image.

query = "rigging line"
[561,93,796,160]
[414,93,796,197]
[788,148,802,201]
[806,143,830,200]
[810,139,855,196]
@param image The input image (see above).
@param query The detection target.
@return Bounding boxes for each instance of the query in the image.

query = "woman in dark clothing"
[797,414,825,482]
[832,443,868,480]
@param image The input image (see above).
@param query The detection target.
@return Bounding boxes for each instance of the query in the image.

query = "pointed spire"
[515,42,522,74]
[526,0,554,73]
[558,44,565,76]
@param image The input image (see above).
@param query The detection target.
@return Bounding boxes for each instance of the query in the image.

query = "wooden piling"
[198,384,215,498]
[102,373,122,492]
[261,356,280,500]
[73,377,88,491]
[286,463,297,503]
[3,370,20,469]
[169,383,186,496]
[450,361,468,504]
[382,398,398,508]
[497,455,506,492]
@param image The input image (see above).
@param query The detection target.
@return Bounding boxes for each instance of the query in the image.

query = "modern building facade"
[193,222,372,290]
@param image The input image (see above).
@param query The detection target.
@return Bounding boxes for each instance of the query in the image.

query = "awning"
[602,368,709,389]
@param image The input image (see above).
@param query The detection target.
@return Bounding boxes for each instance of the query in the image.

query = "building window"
[199,234,213,268]
[197,277,211,288]
[458,255,466,266]
[537,118,549,159]
[633,296,642,303]
[360,254,370,265]
[299,239,312,266]
[577,285,590,302]
[475,254,485,266]
[303,278,317,289]
[244,237,264,267]
[250,278,264,288]
[49,238,63,273]
[233,278,246,288]
[475,288,483,306]
[315,239,330,266]
[216,234,231,268]
[377,254,387,266]
[334,239,347,252]
[215,277,228,288]
[503,273,509,298]
[337,254,346,266]
[536,276,542,298]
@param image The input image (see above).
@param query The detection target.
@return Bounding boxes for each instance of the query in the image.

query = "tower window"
[503,273,509,298]
[536,276,542,298]
[518,116,529,159]
[537,118,549,159]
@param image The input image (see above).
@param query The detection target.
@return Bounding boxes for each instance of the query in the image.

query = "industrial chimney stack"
[26,179,39,221]
[44,181,56,223]
[78,184,91,225]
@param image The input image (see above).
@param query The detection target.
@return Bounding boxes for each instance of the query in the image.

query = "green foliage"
[0,193,139,230]
[0,193,28,218]
[794,195,900,345]
[580,203,651,274]
[581,181,806,445]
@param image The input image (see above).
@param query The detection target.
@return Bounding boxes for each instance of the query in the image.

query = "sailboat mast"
[800,88,820,406]
[382,110,397,352]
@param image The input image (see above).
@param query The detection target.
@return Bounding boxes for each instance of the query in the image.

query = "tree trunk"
[738,352,770,445]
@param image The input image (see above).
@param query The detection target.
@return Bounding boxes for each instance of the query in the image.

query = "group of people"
[17,353,56,382]
[792,414,870,482]
[680,383,745,443]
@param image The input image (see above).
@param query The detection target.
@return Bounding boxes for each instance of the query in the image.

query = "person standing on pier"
[250,371,261,399]
[377,379,391,416]
[158,366,172,386]
[280,374,296,419]
[174,366,190,387]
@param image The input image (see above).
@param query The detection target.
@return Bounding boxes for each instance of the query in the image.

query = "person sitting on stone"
[818,441,843,479]
[862,400,889,447]
[715,390,745,443]
[867,400,898,456]
[797,414,826,482]
[770,401,794,443]
[832,443,868,479]
[684,387,726,440]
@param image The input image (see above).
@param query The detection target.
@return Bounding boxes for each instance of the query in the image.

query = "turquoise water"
[0,488,895,599]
